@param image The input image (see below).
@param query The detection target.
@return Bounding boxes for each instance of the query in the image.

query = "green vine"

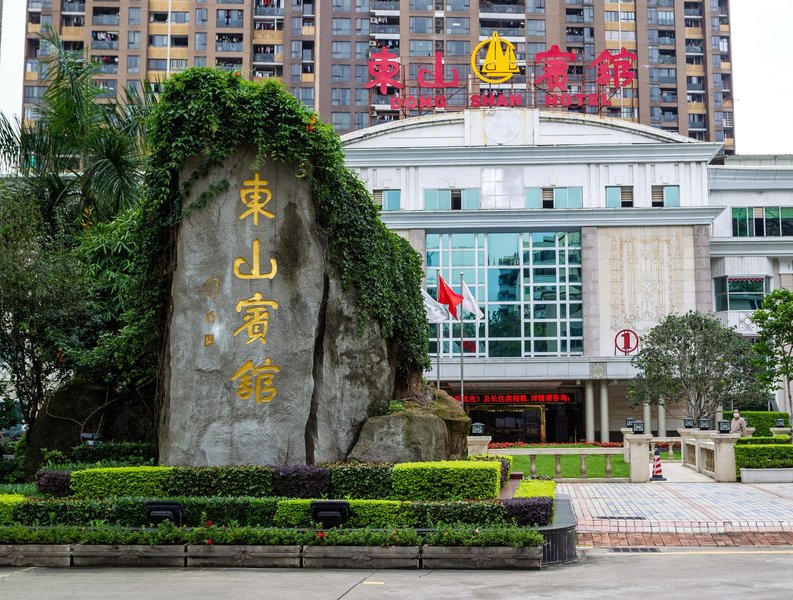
[132,68,429,389]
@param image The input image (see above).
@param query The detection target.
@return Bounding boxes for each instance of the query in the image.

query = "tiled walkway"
[558,480,793,547]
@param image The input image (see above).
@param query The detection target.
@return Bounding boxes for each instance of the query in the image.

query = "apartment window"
[194,57,207,67]
[149,35,168,48]
[606,186,633,208]
[409,0,433,9]
[410,16,433,34]
[651,185,680,208]
[331,64,351,82]
[332,18,351,35]
[424,189,479,211]
[171,59,188,72]
[446,40,470,56]
[374,190,401,211]
[331,112,351,130]
[714,277,768,312]
[332,0,352,10]
[526,187,583,209]
[127,31,140,50]
[125,81,140,95]
[127,55,139,74]
[354,112,368,129]
[128,7,141,25]
[195,32,207,51]
[332,41,351,58]
[196,9,208,27]
[526,19,546,36]
[446,17,469,35]
[732,207,793,237]
[355,88,368,105]
[355,41,369,59]
[148,59,167,71]
[409,40,433,57]
[172,12,189,24]
[331,88,351,106]
[356,0,370,11]
[355,18,369,34]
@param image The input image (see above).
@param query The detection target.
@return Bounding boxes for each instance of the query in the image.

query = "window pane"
[606,186,621,208]
[462,189,479,210]
[782,207,793,236]
[487,269,519,301]
[664,185,680,207]
[488,305,521,337]
[766,207,781,236]
[488,233,519,266]
[526,187,541,208]
[568,186,583,208]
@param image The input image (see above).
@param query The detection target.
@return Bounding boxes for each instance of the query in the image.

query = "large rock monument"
[159,146,394,465]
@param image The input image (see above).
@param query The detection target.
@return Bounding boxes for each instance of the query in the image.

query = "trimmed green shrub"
[13,498,112,526]
[424,525,543,548]
[0,494,25,525]
[272,499,314,527]
[309,528,421,546]
[392,461,501,500]
[739,411,790,437]
[736,436,790,445]
[71,442,156,464]
[736,444,793,470]
[410,500,507,527]
[272,465,331,498]
[165,466,275,497]
[502,498,554,527]
[514,479,556,499]
[469,454,513,488]
[35,470,72,497]
[328,463,393,499]
[70,467,173,498]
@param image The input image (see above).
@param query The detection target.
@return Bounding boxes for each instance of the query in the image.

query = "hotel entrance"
[467,405,545,443]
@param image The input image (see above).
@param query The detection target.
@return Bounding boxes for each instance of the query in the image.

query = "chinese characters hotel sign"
[367,32,636,111]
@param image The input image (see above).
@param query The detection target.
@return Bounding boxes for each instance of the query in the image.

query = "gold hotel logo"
[470,32,520,84]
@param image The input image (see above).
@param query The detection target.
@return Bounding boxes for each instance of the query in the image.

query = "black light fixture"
[310,500,350,529]
[625,417,635,428]
[471,422,485,436]
[776,418,786,428]
[632,420,645,434]
[743,417,749,428]
[699,419,711,431]
[683,418,695,429]
[145,501,185,526]
[717,420,731,434]
[81,432,102,447]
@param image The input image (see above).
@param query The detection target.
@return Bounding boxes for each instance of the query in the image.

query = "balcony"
[255,7,285,17]
[253,53,283,63]
[91,40,119,50]
[27,1,53,10]
[216,42,243,52]
[480,3,526,15]
[92,15,120,26]
[480,27,525,37]
[715,311,759,336]
[61,2,85,12]
[371,24,400,34]
[217,19,245,28]
[688,120,706,130]
[371,1,400,9]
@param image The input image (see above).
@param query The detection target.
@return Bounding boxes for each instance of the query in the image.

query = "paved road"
[1,549,792,600]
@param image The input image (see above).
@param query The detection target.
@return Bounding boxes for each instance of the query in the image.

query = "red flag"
[437,275,463,319]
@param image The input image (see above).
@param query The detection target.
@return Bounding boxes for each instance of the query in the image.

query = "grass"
[510,448,682,479]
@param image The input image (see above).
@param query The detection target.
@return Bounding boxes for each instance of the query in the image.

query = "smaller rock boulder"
[347,412,449,463]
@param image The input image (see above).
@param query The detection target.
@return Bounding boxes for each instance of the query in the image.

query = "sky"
[1,0,792,155]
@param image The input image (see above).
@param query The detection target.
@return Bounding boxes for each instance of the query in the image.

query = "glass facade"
[714,276,768,311]
[426,231,583,358]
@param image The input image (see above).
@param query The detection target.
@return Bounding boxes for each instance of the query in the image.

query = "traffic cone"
[650,447,667,481]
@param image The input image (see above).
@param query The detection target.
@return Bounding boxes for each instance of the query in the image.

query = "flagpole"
[459,271,465,412]
[436,322,441,390]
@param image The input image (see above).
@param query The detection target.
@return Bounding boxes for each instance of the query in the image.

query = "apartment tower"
[22,1,735,152]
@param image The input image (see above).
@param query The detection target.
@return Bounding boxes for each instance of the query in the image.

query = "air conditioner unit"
[370,17,378,23]
[369,40,379,47]
[435,40,444,50]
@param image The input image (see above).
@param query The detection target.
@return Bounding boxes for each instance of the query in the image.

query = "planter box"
[72,544,185,567]
[302,545,420,569]
[740,467,793,483]
[186,544,300,568]
[421,545,542,570]
[0,544,71,567]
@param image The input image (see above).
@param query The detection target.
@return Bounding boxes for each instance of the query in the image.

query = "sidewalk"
[558,477,793,548]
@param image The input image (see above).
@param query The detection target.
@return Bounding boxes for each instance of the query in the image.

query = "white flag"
[461,280,484,320]
[421,289,450,323]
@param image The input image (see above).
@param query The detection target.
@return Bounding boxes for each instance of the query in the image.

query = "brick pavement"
[557,481,793,548]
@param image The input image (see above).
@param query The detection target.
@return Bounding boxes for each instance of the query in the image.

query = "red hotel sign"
[454,393,574,404]
[367,34,637,111]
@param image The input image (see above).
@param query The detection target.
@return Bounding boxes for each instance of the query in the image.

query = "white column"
[643,402,652,436]
[599,381,610,443]
[585,381,595,442]
[657,401,667,438]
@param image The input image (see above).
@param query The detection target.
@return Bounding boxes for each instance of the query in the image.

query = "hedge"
[35,470,72,497]
[735,445,793,470]
[327,463,393,499]
[165,466,275,498]
[739,411,790,437]
[469,454,513,488]
[392,461,501,500]
[736,436,790,446]
[0,495,25,525]
[272,465,331,499]
[70,467,173,498]
[514,479,556,499]
[71,442,156,464]
[502,498,554,527]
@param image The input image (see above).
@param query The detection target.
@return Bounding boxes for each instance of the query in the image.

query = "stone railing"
[493,447,626,481]
[678,428,740,482]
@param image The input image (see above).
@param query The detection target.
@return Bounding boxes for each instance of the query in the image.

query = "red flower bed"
[487,441,623,449]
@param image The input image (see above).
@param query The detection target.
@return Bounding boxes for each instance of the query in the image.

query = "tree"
[628,311,769,420]
[750,288,793,416]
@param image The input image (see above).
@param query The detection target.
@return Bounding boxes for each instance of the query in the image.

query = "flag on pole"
[421,289,450,323]
[437,275,463,319]
[461,280,484,320]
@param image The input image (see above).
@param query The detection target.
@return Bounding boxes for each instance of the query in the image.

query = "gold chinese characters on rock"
[230,172,281,403]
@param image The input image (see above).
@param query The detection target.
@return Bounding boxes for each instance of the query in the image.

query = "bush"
[345,500,408,528]
[272,465,330,499]
[739,411,790,437]
[13,498,112,526]
[272,499,314,527]
[328,463,393,499]
[0,494,25,525]
[514,479,556,499]
[309,528,421,547]
[165,466,275,497]
[71,442,156,464]
[410,500,507,527]
[736,444,793,470]
[736,436,790,445]
[424,525,543,548]
[392,461,501,501]
[502,497,554,527]
[468,454,513,488]
[35,470,72,497]
[0,455,24,484]
[70,466,173,498]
